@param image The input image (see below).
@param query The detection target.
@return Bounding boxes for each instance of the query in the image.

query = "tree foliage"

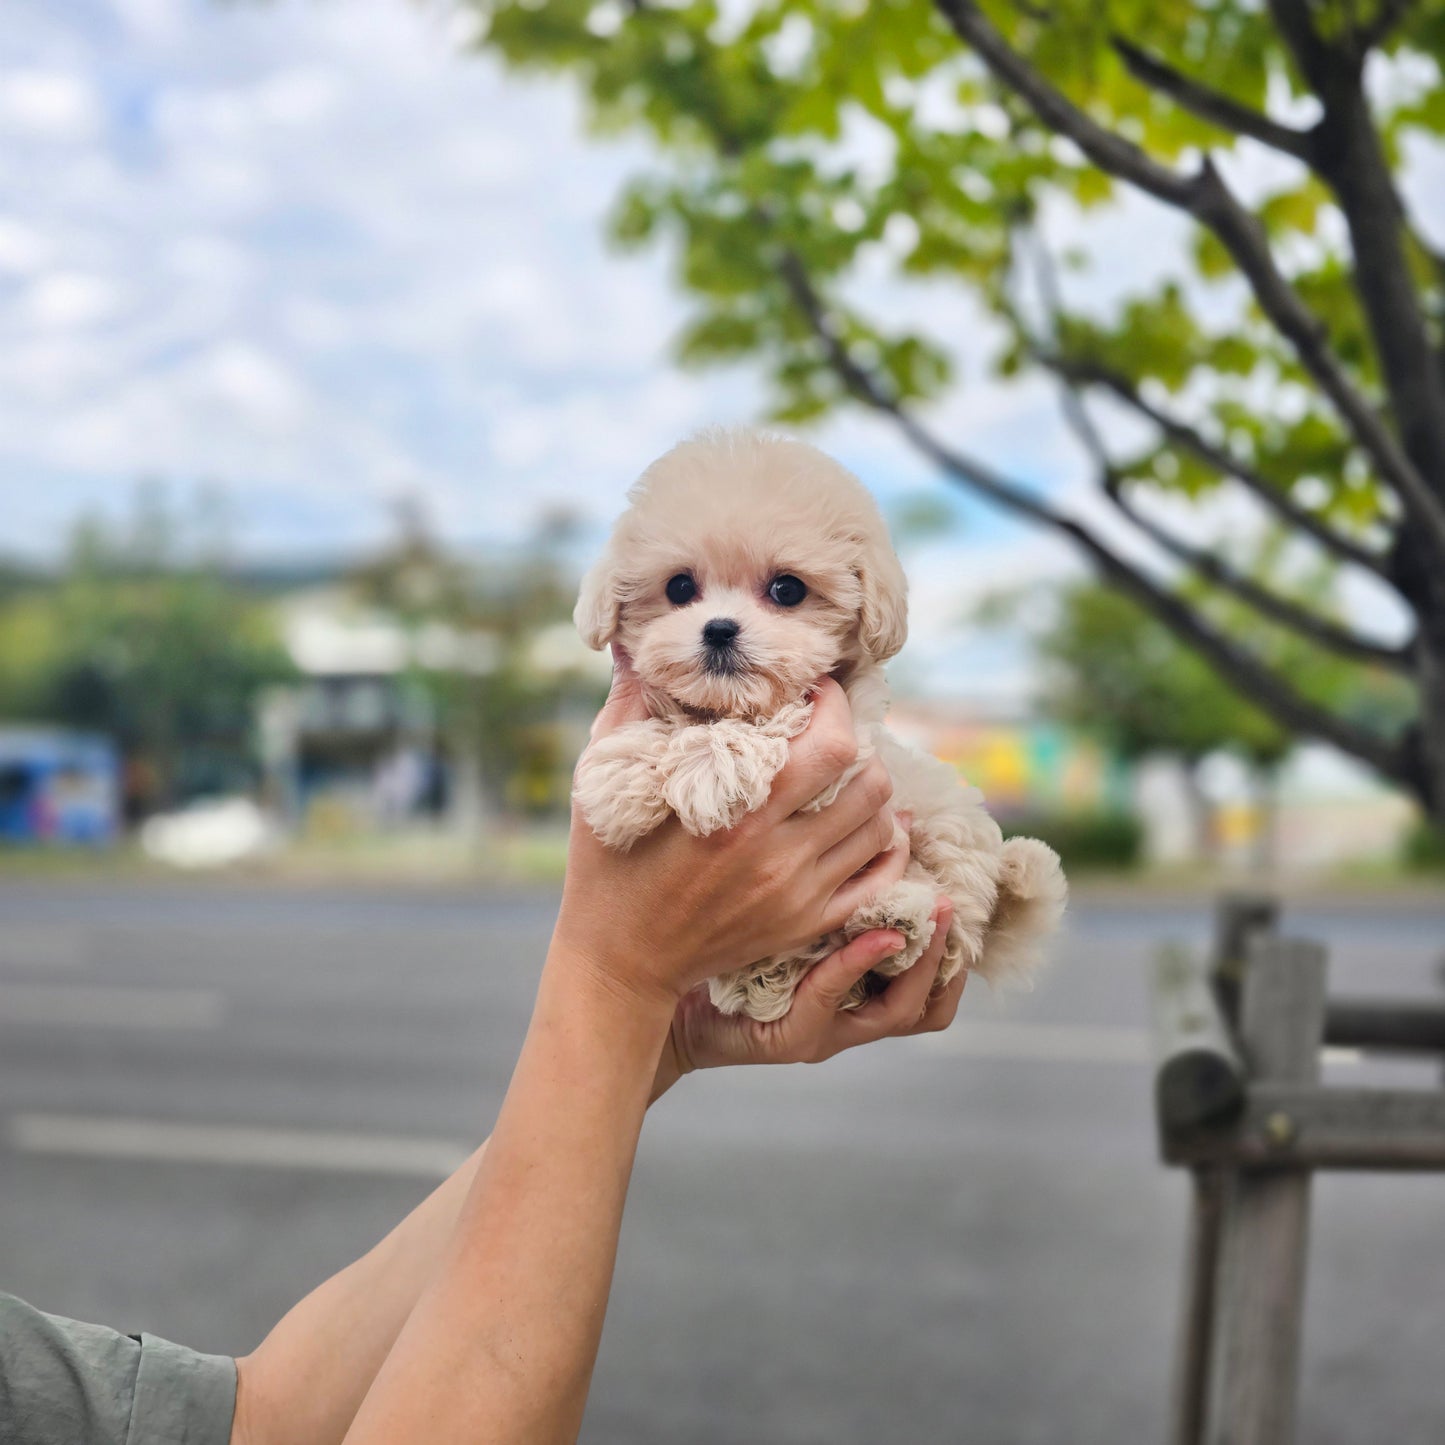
[472,0,1445,820]
[0,497,294,811]
[1033,561,1394,770]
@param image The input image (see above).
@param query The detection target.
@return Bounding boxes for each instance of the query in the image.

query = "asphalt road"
[1,878,1442,1443]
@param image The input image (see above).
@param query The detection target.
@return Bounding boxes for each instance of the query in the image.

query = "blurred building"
[888,699,1129,817]
[1137,745,1421,872]
[256,585,607,836]
[257,587,472,833]
[889,696,1419,873]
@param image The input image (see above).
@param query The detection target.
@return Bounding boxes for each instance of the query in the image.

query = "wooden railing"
[1149,893,1445,1445]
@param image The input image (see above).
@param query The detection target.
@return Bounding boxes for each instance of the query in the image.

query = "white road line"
[919,1021,1362,1068]
[6,1113,472,1179]
[0,984,226,1030]
[920,1020,1152,1064]
[0,929,86,970]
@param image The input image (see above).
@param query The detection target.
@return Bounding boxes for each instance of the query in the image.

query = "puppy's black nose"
[702,618,740,649]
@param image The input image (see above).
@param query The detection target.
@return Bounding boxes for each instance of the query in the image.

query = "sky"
[0,0,1430,701]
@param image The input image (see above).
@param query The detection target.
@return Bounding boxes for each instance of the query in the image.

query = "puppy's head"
[576,427,907,718]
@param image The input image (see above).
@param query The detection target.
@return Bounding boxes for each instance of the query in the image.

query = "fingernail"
[875,930,905,953]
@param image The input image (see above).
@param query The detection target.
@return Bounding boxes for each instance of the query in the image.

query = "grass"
[4,827,1443,905]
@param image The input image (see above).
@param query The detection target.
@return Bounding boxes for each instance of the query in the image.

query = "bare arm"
[231,664,964,1445]
[334,941,667,1445]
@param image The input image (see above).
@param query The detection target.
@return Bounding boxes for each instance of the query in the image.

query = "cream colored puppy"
[573,427,1067,1021]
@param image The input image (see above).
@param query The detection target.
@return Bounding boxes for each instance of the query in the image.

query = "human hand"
[552,650,909,1009]
[650,897,962,1101]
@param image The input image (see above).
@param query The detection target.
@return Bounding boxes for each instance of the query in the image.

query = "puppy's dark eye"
[767,574,807,607]
[665,573,697,606]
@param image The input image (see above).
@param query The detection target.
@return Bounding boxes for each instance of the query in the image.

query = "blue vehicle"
[0,728,120,845]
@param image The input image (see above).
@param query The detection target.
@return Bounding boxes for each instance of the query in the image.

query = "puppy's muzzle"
[701,617,743,676]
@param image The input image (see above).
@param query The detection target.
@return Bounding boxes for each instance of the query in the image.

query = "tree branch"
[1038,353,1392,577]
[1098,474,1410,668]
[1024,268,1412,669]
[1017,243,1412,668]
[1264,0,1445,562]
[932,0,1445,562]
[776,252,1413,784]
[1109,36,1317,163]
[1357,0,1414,53]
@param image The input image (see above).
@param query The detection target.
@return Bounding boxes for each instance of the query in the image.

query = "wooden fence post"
[1210,894,1280,1024]
[1205,936,1326,1445]
[1170,1166,1226,1445]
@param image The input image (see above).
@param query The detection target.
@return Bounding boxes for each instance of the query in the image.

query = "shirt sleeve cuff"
[126,1332,237,1445]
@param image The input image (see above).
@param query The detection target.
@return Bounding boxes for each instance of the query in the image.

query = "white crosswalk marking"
[0,983,227,1030]
[919,1020,1361,1067]
[6,1113,473,1179]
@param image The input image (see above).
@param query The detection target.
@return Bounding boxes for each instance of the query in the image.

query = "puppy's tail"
[978,836,1068,988]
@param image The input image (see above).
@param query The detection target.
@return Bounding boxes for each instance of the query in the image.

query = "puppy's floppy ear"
[574,547,624,650]
[854,528,909,661]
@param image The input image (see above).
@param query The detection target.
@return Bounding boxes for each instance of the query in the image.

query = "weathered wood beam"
[1324,997,1445,1053]
[1151,946,1247,1130]
[1169,1168,1227,1445]
[1165,1084,1445,1171]
[1209,893,1279,1023]
[1205,936,1325,1445]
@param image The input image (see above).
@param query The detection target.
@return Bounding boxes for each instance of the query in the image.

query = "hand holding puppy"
[571,428,1067,1022]
[554,653,913,1009]
[651,895,963,1101]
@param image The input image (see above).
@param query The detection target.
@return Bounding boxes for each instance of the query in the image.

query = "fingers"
[816,792,897,887]
[589,647,649,740]
[765,677,859,817]
[788,926,906,1030]
[805,755,894,853]
[845,899,955,1039]
[821,820,913,924]
[703,897,962,1072]
[901,968,967,1037]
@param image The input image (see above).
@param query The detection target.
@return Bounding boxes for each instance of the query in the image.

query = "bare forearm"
[233,1141,488,1445]
[340,943,672,1445]
[234,1002,690,1445]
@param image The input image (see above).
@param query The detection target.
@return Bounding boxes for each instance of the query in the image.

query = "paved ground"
[1,878,1442,1443]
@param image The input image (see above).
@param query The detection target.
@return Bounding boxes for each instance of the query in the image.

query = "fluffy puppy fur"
[573,427,1067,1022]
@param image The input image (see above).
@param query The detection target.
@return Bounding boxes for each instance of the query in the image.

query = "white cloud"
[0,0,1426,706]
[0,217,50,275]
[23,270,123,329]
[0,70,100,140]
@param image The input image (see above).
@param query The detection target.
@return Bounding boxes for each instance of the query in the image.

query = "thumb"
[590,646,649,740]
[794,928,905,1020]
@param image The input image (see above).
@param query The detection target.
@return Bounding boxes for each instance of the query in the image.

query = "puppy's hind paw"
[840,878,939,1006]
[978,836,1067,988]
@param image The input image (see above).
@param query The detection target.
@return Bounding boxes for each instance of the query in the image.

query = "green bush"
[1401,819,1445,871]
[1003,810,1143,869]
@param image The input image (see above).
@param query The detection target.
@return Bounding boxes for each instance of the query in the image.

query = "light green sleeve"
[0,1292,237,1445]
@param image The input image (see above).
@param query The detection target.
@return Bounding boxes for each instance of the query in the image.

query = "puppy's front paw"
[573,728,671,851]
[662,722,789,836]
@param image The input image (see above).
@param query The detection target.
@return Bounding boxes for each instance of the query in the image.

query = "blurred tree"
[472,0,1445,820]
[1041,584,1289,861]
[0,492,294,817]
[1032,536,1412,860]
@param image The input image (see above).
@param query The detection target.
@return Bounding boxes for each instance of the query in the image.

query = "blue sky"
[0,0,1100,699]
[0,0,1428,699]
[0,0,1067,552]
